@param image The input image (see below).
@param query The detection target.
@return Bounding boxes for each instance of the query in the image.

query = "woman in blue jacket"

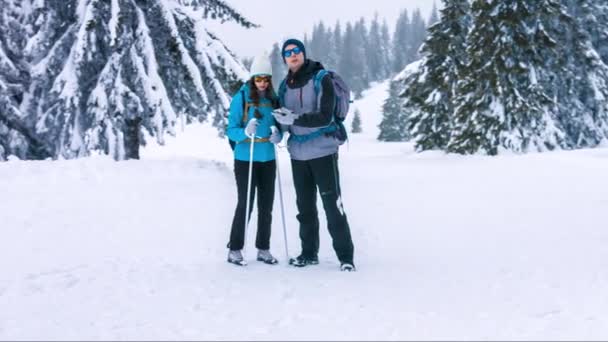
[225,52,282,266]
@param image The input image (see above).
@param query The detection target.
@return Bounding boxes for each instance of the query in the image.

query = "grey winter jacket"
[280,60,339,161]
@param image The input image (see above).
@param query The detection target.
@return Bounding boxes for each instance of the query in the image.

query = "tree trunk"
[0,109,52,160]
[123,117,142,160]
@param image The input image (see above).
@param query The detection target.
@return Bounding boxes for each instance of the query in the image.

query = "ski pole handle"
[245,118,258,138]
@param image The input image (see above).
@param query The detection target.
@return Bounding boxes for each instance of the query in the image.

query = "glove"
[272,107,298,126]
[244,118,258,137]
[269,126,281,144]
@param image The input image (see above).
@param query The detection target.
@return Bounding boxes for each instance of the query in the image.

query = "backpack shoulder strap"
[278,79,287,107]
[313,70,329,95]
[240,89,251,124]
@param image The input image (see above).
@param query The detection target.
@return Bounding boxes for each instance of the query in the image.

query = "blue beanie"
[281,38,306,63]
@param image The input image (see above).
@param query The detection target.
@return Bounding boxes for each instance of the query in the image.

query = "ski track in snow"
[1,82,608,339]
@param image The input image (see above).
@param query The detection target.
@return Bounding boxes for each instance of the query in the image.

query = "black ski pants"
[229,159,276,251]
[290,153,354,264]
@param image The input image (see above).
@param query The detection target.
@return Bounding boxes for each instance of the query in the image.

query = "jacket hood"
[286,59,325,88]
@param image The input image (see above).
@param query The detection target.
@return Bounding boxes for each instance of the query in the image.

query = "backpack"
[227,89,247,150]
[279,69,352,144]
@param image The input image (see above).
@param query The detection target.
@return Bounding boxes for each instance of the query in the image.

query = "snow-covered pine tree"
[377,62,424,142]
[428,2,440,26]
[0,1,26,159]
[7,0,252,160]
[241,57,253,71]
[353,17,371,97]
[327,21,343,71]
[404,0,471,151]
[0,0,53,159]
[380,19,392,79]
[323,24,337,69]
[351,108,362,133]
[408,9,427,61]
[563,0,608,65]
[546,1,608,147]
[391,9,411,73]
[366,14,386,82]
[307,22,320,60]
[270,43,286,88]
[378,80,406,141]
[340,22,367,98]
[447,0,573,155]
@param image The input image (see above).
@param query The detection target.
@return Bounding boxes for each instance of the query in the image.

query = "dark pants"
[291,153,354,264]
[229,159,276,251]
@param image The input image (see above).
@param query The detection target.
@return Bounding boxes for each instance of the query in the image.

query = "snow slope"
[1,81,608,340]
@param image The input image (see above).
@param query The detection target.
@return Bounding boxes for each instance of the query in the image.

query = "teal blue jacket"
[226,84,282,162]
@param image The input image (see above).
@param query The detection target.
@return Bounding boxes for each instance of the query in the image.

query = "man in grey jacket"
[273,39,355,272]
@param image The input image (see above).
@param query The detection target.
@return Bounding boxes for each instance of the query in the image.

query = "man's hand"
[272,107,298,126]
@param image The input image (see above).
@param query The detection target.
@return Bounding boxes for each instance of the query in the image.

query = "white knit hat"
[249,51,272,78]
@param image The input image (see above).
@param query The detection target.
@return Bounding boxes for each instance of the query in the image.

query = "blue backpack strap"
[313,70,329,96]
[288,123,338,144]
[278,79,287,107]
[240,89,251,124]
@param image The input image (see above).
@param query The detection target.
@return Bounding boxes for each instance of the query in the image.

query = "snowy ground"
[2,81,608,340]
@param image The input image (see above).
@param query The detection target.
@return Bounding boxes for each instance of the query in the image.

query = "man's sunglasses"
[254,76,271,83]
[283,47,302,58]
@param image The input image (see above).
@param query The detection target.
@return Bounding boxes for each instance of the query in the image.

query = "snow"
[394,59,424,82]
[0,45,16,71]
[108,0,120,46]
[2,82,608,339]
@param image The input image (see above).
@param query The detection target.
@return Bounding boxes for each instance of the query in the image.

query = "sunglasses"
[254,76,271,83]
[283,47,302,58]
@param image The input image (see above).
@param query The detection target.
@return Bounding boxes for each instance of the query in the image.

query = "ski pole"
[272,126,290,263]
[243,119,257,261]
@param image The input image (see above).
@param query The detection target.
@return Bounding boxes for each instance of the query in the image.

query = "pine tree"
[428,2,440,26]
[562,0,608,65]
[408,9,427,61]
[340,23,367,98]
[353,17,371,95]
[380,19,392,79]
[378,79,409,141]
[367,14,386,82]
[351,108,362,133]
[404,0,471,151]
[303,33,311,56]
[392,10,411,73]
[326,23,341,69]
[308,22,321,60]
[2,0,253,160]
[547,1,608,147]
[315,21,332,63]
[447,0,571,155]
[0,0,53,159]
[242,57,253,71]
[270,43,286,87]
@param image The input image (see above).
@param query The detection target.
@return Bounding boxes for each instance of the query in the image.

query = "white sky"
[208,0,439,59]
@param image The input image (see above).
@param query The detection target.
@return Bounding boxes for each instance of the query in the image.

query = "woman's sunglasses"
[282,47,302,58]
[254,76,271,83]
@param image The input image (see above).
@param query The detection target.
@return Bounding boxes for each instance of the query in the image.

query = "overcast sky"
[208,0,439,59]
